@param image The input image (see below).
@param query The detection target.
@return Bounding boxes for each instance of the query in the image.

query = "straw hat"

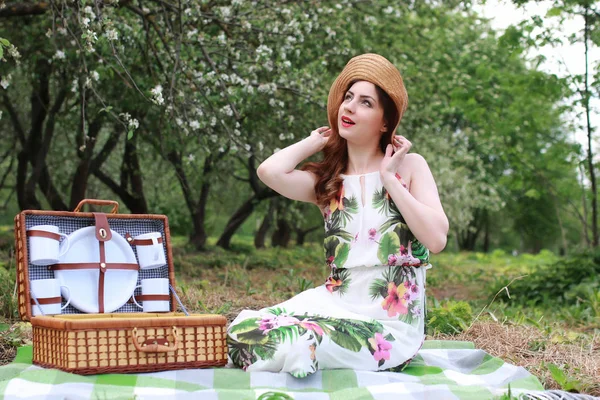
[327,53,408,136]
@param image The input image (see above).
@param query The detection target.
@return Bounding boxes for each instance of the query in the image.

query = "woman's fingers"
[393,135,411,151]
[385,144,393,157]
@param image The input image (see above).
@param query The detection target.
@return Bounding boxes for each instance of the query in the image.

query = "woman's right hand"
[310,126,332,151]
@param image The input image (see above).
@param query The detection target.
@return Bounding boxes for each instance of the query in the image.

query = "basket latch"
[93,212,112,241]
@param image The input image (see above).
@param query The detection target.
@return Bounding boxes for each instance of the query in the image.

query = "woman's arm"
[257,127,331,204]
[381,153,449,253]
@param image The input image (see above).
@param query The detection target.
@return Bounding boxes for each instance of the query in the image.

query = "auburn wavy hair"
[301,81,399,210]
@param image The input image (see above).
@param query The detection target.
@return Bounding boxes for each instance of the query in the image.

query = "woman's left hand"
[380,135,411,179]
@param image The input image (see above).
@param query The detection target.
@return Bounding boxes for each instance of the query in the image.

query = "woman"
[227,53,449,378]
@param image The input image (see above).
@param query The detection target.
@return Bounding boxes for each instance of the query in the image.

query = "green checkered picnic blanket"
[0,340,545,399]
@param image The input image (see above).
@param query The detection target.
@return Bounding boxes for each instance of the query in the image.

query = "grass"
[0,233,598,396]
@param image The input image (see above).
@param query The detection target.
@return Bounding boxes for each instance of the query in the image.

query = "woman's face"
[337,81,386,146]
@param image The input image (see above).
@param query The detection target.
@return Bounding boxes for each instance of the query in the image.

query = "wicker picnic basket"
[15,199,228,375]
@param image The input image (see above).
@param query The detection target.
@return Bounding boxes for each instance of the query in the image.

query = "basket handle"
[131,326,179,353]
[73,199,119,214]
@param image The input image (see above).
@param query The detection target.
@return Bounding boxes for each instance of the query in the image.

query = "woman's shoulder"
[401,153,430,189]
[404,153,431,173]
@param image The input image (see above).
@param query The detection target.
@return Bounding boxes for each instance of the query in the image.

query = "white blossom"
[234,129,241,136]
[91,71,100,81]
[279,133,286,140]
[71,79,78,93]
[189,120,200,130]
[221,105,233,116]
[7,45,20,63]
[258,141,264,152]
[187,29,198,39]
[269,98,277,107]
[219,6,231,19]
[150,85,164,105]
[128,118,139,130]
[105,29,118,41]
[210,117,217,127]
[83,6,95,18]
[187,154,195,162]
[0,74,11,89]
[54,50,66,60]
[176,118,183,127]
[57,27,67,36]
[274,147,281,153]
[82,17,90,28]
[46,29,53,38]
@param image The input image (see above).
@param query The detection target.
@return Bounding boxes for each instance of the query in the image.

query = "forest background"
[0,0,598,395]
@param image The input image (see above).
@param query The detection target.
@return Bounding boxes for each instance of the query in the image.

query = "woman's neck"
[345,144,384,175]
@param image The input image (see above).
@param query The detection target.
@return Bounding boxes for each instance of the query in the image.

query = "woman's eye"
[344,94,352,100]
[363,100,371,107]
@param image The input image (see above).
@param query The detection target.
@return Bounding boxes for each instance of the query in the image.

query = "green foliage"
[546,362,584,393]
[0,322,31,348]
[426,300,473,335]
[497,249,600,306]
[0,266,17,320]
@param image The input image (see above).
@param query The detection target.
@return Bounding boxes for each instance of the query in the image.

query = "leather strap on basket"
[98,241,106,313]
[128,294,170,303]
[130,237,163,246]
[30,296,61,305]
[26,230,61,241]
[51,263,139,271]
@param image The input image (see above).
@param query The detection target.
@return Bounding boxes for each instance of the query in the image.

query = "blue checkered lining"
[25,214,172,314]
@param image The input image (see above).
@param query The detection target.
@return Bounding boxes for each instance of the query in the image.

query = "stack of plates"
[55,227,139,313]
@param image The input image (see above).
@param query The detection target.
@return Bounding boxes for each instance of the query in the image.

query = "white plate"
[56,227,139,313]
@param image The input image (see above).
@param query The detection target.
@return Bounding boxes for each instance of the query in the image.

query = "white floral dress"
[227,171,431,378]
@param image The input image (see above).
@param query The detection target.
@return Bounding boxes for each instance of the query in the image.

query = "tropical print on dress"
[368,265,422,326]
[228,307,396,377]
[372,174,430,268]
[323,183,358,292]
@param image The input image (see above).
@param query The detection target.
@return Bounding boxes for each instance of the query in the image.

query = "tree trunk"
[579,162,591,247]
[189,157,214,250]
[70,115,105,209]
[217,154,277,250]
[16,151,39,210]
[272,217,292,247]
[217,188,277,249]
[584,5,598,247]
[482,210,490,253]
[92,132,148,214]
[295,225,320,246]
[255,199,275,249]
[13,59,69,211]
[458,209,484,251]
